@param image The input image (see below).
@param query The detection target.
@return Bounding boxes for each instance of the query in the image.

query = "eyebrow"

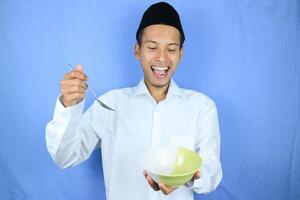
[168,43,179,47]
[143,40,179,46]
[143,40,157,44]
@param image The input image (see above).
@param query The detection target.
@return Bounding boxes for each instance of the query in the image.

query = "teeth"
[151,66,168,71]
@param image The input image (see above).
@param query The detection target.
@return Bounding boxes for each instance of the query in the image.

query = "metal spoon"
[68,64,115,111]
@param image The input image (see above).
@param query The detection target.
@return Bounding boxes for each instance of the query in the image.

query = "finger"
[143,172,159,191]
[143,171,160,191]
[193,170,201,180]
[64,69,88,81]
[61,85,87,95]
[158,183,174,195]
[60,79,88,90]
[75,64,84,72]
[75,64,89,81]
[143,170,148,178]
[74,64,88,80]
[146,176,159,191]
[62,92,85,103]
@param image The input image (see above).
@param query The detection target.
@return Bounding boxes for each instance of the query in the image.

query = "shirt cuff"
[183,168,210,193]
[53,95,85,120]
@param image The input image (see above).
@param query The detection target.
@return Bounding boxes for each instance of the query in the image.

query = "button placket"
[151,105,161,147]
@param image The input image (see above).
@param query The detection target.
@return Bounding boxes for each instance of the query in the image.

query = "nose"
[155,48,167,62]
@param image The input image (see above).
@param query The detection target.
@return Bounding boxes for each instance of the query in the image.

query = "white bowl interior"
[143,146,180,175]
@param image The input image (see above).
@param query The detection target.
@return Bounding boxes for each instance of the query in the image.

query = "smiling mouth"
[151,66,169,78]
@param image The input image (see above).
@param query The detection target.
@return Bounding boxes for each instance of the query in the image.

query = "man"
[46,2,222,200]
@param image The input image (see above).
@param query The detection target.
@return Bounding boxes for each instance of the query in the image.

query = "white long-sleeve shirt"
[46,79,222,200]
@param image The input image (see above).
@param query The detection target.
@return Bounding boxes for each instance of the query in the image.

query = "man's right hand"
[60,64,88,107]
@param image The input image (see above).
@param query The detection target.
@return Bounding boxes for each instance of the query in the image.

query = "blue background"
[0,0,299,199]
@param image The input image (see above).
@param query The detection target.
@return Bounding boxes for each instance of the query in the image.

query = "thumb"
[75,64,84,72]
[193,170,201,180]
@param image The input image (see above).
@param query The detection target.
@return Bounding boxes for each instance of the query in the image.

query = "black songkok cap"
[136,2,185,43]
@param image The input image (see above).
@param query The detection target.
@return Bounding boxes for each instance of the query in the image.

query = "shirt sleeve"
[45,96,105,169]
[187,101,223,193]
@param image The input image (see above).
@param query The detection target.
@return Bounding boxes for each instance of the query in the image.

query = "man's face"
[134,24,183,89]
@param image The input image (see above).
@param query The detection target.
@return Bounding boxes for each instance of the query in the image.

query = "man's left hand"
[143,170,201,195]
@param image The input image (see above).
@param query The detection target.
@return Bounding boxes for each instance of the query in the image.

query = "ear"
[179,47,184,61]
[134,43,140,59]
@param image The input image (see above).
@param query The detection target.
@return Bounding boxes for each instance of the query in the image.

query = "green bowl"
[143,146,202,188]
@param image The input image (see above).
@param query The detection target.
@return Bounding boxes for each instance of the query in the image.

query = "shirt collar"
[132,78,184,99]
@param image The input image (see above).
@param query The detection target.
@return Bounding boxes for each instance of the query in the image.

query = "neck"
[145,81,170,103]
